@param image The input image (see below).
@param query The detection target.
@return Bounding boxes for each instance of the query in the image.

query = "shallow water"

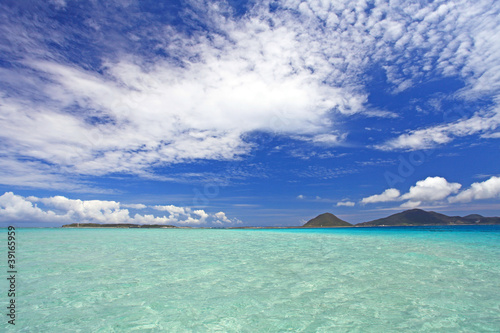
[2,226,500,332]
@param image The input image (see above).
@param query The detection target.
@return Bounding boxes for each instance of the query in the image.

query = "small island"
[62,223,178,228]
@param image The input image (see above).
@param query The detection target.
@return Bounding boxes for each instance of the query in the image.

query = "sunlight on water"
[2,226,499,332]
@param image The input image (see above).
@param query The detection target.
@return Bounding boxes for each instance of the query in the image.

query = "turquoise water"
[2,226,500,332]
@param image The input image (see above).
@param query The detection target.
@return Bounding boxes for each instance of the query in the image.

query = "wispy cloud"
[377,109,500,150]
[337,201,355,207]
[295,165,358,179]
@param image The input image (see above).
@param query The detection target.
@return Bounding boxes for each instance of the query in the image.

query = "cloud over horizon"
[361,176,500,208]
[0,192,241,226]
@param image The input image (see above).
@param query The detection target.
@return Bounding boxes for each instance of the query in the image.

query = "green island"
[61,209,500,228]
[302,212,352,227]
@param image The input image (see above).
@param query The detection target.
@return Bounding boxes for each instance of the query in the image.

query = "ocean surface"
[2,226,500,332]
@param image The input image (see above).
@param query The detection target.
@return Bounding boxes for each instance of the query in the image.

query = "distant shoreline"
[58,224,500,229]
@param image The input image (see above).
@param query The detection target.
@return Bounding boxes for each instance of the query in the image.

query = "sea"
[2,226,500,332]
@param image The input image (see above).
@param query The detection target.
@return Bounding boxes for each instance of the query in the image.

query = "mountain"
[461,214,500,224]
[356,209,500,226]
[302,213,352,227]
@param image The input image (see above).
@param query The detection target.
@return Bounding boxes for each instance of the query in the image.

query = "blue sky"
[0,0,499,227]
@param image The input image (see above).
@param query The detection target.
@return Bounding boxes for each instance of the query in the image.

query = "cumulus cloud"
[193,209,209,221]
[30,195,130,224]
[361,177,461,207]
[153,205,188,215]
[0,192,64,223]
[400,177,462,206]
[149,205,214,225]
[449,176,500,203]
[214,212,230,223]
[0,192,240,226]
[361,188,401,204]
[213,211,241,225]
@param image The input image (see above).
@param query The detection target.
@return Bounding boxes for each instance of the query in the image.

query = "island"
[355,209,500,227]
[300,209,500,228]
[302,213,352,227]
[62,223,179,228]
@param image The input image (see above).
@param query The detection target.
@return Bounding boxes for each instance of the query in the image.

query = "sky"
[0,0,499,227]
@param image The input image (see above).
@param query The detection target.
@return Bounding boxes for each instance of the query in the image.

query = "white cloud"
[193,209,209,222]
[150,205,214,225]
[310,133,347,146]
[378,110,500,150]
[39,195,131,224]
[400,200,423,209]
[214,212,230,223]
[361,188,401,204]
[297,195,305,199]
[122,203,147,209]
[361,176,461,207]
[153,205,188,215]
[213,211,241,225]
[0,192,64,223]
[337,201,355,207]
[449,176,500,203]
[0,158,109,193]
[0,16,363,186]
[0,192,240,226]
[401,176,462,203]
[481,132,500,139]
